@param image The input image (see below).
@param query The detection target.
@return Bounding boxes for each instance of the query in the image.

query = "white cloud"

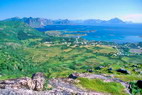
[121,14,142,23]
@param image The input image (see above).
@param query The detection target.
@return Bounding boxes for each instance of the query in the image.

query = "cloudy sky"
[0,0,142,23]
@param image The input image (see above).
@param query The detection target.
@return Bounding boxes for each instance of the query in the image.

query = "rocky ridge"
[4,17,126,28]
[0,73,132,95]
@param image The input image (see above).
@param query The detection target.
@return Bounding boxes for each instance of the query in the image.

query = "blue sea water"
[38,24,142,43]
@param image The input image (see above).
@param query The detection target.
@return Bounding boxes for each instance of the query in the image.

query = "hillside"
[0,21,142,95]
[0,21,44,42]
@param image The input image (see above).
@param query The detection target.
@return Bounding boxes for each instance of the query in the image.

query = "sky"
[0,0,142,23]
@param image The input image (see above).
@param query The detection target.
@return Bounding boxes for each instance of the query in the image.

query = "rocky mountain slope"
[3,17,126,28]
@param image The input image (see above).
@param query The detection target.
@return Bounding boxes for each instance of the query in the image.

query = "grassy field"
[0,38,142,81]
[77,78,128,95]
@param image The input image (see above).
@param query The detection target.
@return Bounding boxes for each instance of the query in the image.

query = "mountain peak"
[108,18,125,24]
[110,17,121,20]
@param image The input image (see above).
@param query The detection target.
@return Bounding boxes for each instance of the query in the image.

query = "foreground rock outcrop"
[0,73,131,95]
[0,72,45,91]
[0,78,105,95]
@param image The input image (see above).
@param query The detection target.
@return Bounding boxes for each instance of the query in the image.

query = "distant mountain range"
[3,17,128,28]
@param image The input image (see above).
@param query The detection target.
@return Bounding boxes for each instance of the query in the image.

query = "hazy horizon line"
[1,16,142,24]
